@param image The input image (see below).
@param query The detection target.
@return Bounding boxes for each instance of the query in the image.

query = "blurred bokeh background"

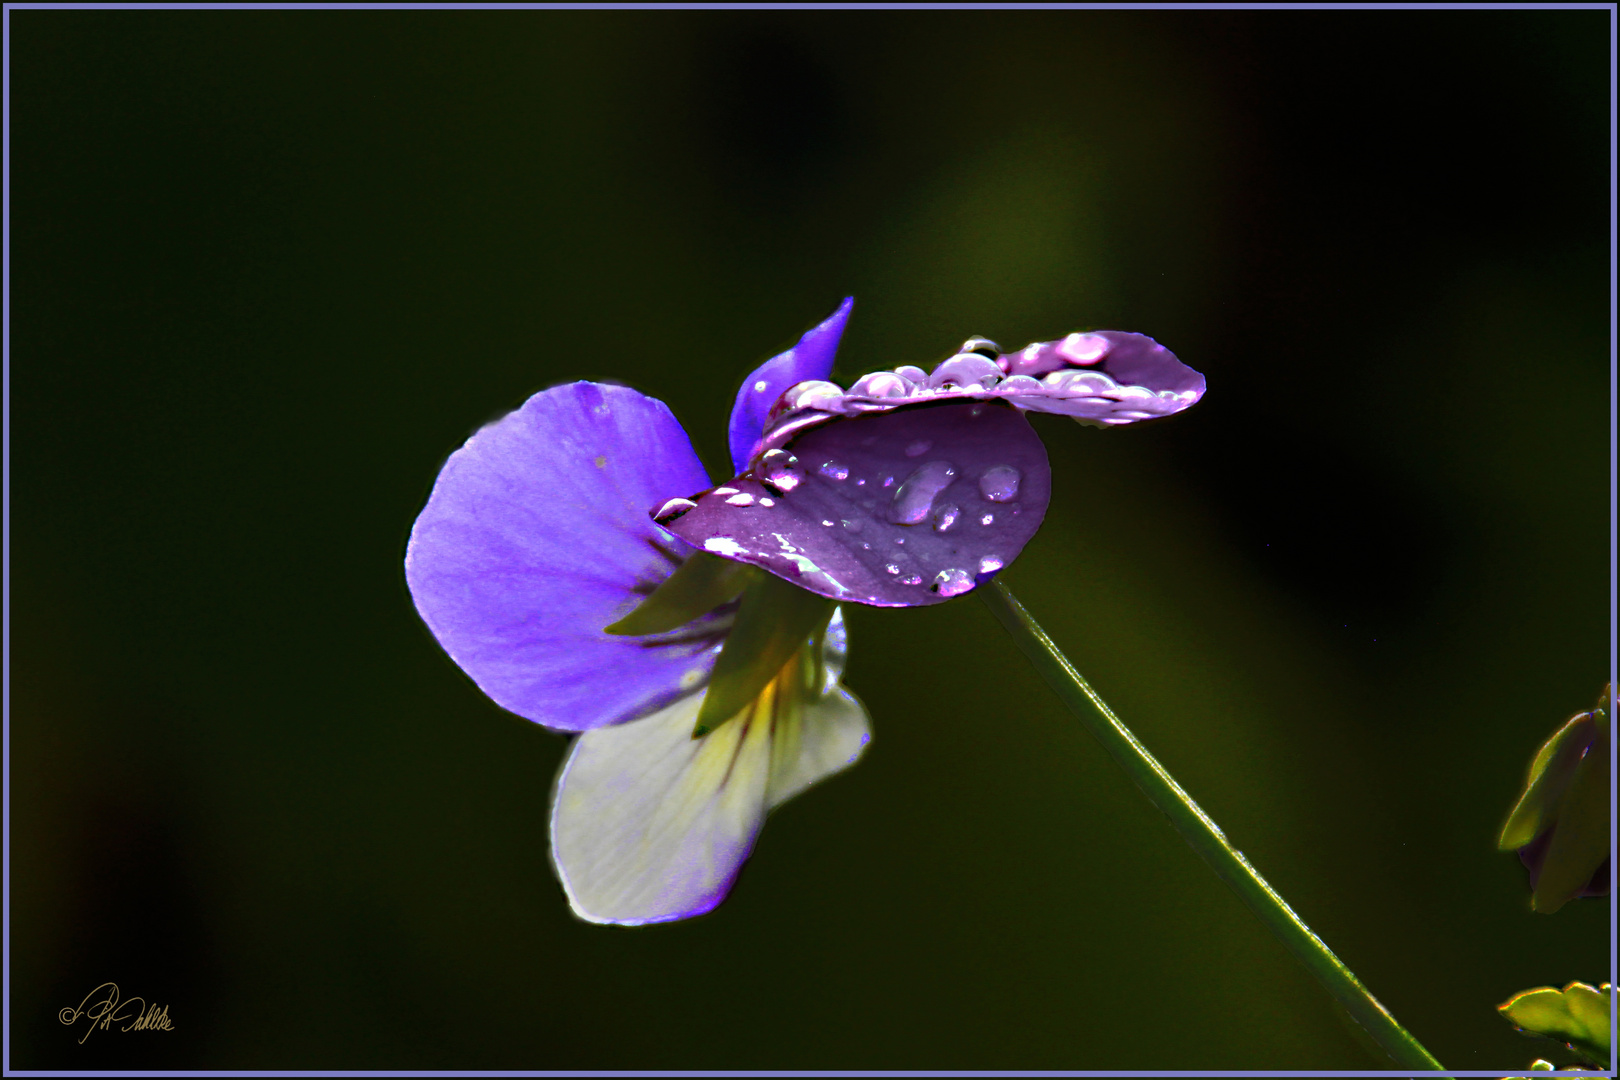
[9,9,1611,1070]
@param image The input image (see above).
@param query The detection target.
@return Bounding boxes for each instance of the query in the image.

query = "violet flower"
[405,298,1204,926]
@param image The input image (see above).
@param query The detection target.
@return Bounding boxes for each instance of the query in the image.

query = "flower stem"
[978,581,1447,1074]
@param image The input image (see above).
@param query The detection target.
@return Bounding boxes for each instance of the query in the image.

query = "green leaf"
[1500,982,1613,1066]
[1499,711,1596,851]
[692,572,833,738]
[1531,743,1611,914]
[604,551,756,636]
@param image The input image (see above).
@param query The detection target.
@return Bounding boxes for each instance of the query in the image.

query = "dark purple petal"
[758,330,1204,448]
[727,297,854,473]
[663,400,1049,607]
[405,382,720,731]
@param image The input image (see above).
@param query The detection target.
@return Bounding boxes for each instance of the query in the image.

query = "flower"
[405,300,871,924]
[405,299,1205,925]
[1499,685,1612,913]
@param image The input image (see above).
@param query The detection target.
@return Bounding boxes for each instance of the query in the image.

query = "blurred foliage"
[1499,686,1611,914]
[9,8,1609,1071]
[1499,982,1612,1067]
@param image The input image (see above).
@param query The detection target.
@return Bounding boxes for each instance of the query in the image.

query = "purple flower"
[405,299,1204,924]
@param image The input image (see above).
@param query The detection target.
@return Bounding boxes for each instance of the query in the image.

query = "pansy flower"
[405,299,1204,925]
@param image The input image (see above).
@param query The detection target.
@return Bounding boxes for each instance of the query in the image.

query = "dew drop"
[980,465,1022,502]
[884,563,901,575]
[759,449,803,493]
[889,460,958,525]
[931,568,974,597]
[978,555,1004,575]
[862,542,872,550]
[818,460,850,481]
[759,497,775,507]
[894,537,905,545]
[980,512,994,526]
[725,493,755,507]
[881,475,896,488]
[653,497,697,524]
[905,439,933,458]
[822,519,835,527]
[841,518,862,533]
[933,504,960,532]
[714,486,740,496]
[855,478,866,487]
[901,573,923,585]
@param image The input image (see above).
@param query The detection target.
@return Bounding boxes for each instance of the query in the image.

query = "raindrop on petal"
[978,555,1003,575]
[901,573,922,585]
[818,460,850,481]
[979,465,1022,502]
[980,512,994,526]
[889,461,958,525]
[931,568,974,597]
[759,449,803,493]
[933,504,960,532]
[884,563,901,575]
[725,493,755,507]
[653,497,698,524]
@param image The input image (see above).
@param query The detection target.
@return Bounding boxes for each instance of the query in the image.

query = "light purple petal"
[661,401,1050,607]
[550,613,869,925]
[405,382,720,732]
[757,330,1204,450]
[727,297,854,474]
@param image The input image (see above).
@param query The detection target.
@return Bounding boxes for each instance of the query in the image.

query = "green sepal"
[1532,743,1610,913]
[604,551,756,636]
[692,572,834,738]
[1499,711,1598,851]
[1499,982,1613,1066]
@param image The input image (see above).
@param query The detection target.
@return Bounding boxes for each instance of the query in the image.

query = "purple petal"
[727,297,854,473]
[662,400,1050,607]
[405,382,720,731]
[758,330,1204,444]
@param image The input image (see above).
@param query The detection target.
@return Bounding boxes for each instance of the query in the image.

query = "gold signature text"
[58,983,174,1044]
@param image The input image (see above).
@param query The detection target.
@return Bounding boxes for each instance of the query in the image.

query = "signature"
[58,983,174,1044]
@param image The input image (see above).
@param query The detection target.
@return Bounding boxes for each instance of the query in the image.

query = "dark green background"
[9,9,1611,1070]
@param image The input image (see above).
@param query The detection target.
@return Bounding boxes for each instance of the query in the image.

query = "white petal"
[550,682,871,925]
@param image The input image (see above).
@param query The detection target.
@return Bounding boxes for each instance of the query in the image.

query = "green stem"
[979,582,1447,1074]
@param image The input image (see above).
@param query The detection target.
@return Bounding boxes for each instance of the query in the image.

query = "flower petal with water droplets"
[663,401,1050,607]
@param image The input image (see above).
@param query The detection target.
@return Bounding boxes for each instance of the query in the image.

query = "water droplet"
[759,497,775,507]
[855,478,866,487]
[978,555,1003,575]
[933,504,960,532]
[884,563,901,575]
[759,449,803,493]
[725,493,755,507]
[980,465,1022,502]
[979,512,994,526]
[905,439,933,457]
[818,460,850,481]
[931,568,974,597]
[889,460,958,525]
[653,497,696,524]
[881,475,896,488]
[862,542,872,550]
[822,519,835,527]
[894,537,905,545]
[841,518,862,533]
[714,486,739,496]
[901,573,922,585]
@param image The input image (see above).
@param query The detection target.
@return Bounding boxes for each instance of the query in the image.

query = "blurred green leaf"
[1499,981,1612,1066]
[1499,711,1596,851]
[693,571,833,737]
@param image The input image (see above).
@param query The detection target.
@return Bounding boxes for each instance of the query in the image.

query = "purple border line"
[0,1,1613,9]
[4,0,13,1076]
[0,3,1613,1078]
[1609,0,1618,1074]
[0,1074,1612,1079]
